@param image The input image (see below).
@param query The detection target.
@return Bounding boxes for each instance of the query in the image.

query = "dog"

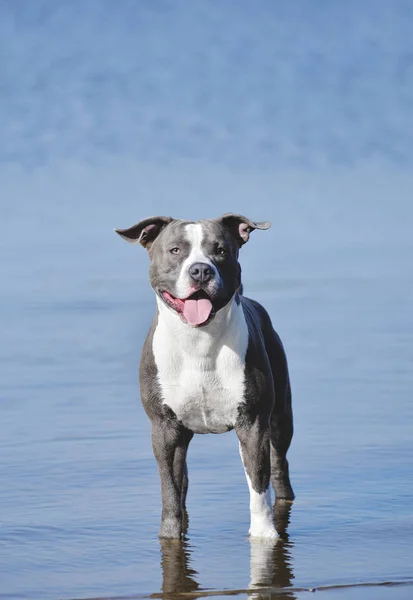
[115,213,294,539]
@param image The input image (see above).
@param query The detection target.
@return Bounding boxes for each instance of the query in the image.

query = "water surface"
[1,168,412,600]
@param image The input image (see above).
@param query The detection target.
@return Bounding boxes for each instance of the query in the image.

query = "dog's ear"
[114,216,173,250]
[218,213,271,246]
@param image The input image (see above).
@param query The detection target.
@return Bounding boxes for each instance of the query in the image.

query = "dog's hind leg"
[270,380,294,500]
[263,329,295,501]
[180,461,190,533]
[271,404,294,500]
[180,461,189,509]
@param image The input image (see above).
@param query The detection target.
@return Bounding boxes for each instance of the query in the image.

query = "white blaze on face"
[175,223,219,299]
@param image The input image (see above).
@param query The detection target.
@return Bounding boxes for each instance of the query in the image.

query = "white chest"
[152,299,249,434]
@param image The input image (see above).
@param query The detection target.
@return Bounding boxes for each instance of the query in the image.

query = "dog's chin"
[158,289,232,327]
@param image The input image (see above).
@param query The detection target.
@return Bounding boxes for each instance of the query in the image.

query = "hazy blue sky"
[2,0,413,169]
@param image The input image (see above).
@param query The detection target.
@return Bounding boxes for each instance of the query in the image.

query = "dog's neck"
[155,293,245,357]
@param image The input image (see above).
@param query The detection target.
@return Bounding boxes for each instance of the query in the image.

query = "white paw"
[249,512,279,539]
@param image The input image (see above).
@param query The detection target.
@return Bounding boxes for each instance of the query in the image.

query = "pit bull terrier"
[115,214,294,539]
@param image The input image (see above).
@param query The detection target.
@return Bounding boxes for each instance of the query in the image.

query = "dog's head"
[115,214,270,327]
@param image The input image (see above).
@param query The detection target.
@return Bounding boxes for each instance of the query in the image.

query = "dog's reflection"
[249,500,295,600]
[158,500,294,600]
[159,537,200,598]
[250,500,294,587]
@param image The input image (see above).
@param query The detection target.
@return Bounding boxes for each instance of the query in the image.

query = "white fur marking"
[153,296,248,434]
[239,443,278,539]
[175,223,221,298]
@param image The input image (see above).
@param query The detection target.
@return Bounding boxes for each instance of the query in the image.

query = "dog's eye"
[170,247,180,255]
[217,247,226,256]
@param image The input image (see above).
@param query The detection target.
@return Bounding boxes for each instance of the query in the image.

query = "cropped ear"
[114,216,173,249]
[218,213,271,246]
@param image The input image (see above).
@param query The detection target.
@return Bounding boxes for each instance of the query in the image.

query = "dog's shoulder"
[240,295,286,357]
[239,295,273,333]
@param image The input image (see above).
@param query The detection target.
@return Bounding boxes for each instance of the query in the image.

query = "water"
[1,165,413,599]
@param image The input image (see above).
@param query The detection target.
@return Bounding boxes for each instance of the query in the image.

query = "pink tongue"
[183,298,213,326]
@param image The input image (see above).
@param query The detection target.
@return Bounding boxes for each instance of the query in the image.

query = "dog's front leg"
[236,419,278,539]
[152,421,192,539]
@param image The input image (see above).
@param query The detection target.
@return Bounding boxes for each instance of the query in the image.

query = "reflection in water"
[159,538,200,598]
[157,500,294,600]
[249,500,295,600]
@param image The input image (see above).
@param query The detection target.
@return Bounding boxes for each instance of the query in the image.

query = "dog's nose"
[189,262,214,283]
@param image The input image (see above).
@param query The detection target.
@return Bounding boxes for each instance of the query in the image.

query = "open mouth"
[161,289,215,326]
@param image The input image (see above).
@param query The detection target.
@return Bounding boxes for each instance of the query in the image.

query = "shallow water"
[1,167,413,600]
